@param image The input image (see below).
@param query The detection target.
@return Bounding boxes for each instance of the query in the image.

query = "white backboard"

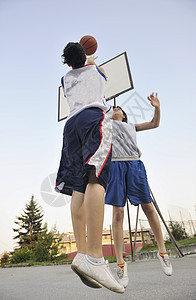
[99,52,134,101]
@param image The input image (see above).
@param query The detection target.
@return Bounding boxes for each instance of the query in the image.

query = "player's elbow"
[154,122,160,128]
[151,121,160,129]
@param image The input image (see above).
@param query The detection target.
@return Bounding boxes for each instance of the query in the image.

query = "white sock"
[77,252,85,257]
[87,255,105,264]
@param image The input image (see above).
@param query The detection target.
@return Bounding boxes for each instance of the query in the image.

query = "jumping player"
[55,42,124,294]
[105,93,172,288]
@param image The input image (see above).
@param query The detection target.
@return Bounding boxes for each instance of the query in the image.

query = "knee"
[113,208,124,223]
[142,203,154,215]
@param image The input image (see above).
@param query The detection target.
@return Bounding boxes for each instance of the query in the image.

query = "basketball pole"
[126,199,134,262]
[133,205,139,260]
[114,97,117,107]
[149,186,184,257]
[109,225,113,257]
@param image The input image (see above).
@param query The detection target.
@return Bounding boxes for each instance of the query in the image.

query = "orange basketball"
[79,35,98,56]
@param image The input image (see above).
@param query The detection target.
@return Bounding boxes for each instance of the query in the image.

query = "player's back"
[62,64,107,119]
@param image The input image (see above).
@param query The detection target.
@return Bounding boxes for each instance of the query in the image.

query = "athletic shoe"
[71,253,102,288]
[116,262,129,288]
[72,254,125,294]
[157,251,173,276]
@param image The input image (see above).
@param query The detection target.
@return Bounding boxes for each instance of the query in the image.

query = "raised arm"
[135,93,160,132]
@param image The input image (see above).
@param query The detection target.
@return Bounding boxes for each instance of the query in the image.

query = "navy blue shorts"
[55,108,112,195]
[105,160,152,207]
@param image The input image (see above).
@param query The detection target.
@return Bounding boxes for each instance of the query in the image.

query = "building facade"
[57,227,155,259]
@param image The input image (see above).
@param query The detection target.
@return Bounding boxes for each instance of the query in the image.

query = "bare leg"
[71,190,86,254]
[112,206,124,264]
[141,202,166,253]
[84,183,105,258]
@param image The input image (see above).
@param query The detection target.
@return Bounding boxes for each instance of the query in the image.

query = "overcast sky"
[0,0,196,253]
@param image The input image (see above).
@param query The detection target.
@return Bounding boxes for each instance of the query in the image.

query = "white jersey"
[61,64,112,120]
[112,120,142,161]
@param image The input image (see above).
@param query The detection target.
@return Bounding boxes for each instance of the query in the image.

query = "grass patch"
[138,237,196,253]
[0,263,10,268]
[104,256,117,263]
[0,259,73,268]
[177,237,196,245]
[25,259,72,266]
[138,244,159,253]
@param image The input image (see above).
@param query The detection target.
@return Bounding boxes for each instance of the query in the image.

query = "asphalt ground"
[0,254,196,300]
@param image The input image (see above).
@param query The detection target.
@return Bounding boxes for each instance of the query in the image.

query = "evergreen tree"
[13,195,44,249]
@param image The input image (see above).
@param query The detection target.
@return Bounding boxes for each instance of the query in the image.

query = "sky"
[0,0,196,253]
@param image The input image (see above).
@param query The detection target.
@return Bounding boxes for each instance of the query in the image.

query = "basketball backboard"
[58,52,134,122]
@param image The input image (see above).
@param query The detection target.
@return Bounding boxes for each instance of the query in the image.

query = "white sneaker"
[71,253,102,288]
[157,251,173,276]
[72,254,125,294]
[116,262,129,288]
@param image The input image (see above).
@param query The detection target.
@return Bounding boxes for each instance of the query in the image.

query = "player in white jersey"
[55,42,124,294]
[105,93,172,288]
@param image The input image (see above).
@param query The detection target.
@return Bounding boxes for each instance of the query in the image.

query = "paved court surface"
[0,254,196,300]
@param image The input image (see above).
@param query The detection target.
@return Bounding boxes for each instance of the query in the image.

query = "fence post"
[189,213,196,236]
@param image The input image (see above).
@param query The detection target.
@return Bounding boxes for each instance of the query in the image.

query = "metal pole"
[179,210,186,232]
[139,219,145,244]
[188,220,193,237]
[133,205,139,259]
[189,213,196,235]
[113,97,117,107]
[149,186,184,257]
[109,225,113,257]
[126,199,134,261]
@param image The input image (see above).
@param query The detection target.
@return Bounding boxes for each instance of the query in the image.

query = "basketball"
[79,35,98,56]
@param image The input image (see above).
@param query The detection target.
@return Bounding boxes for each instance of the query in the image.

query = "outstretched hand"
[147,93,160,108]
[87,56,98,65]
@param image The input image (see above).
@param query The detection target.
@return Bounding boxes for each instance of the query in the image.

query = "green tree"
[33,225,63,262]
[13,195,44,249]
[169,221,188,241]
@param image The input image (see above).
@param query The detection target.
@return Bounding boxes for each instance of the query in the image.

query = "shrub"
[1,252,10,264]
[169,221,188,241]
[11,247,33,264]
